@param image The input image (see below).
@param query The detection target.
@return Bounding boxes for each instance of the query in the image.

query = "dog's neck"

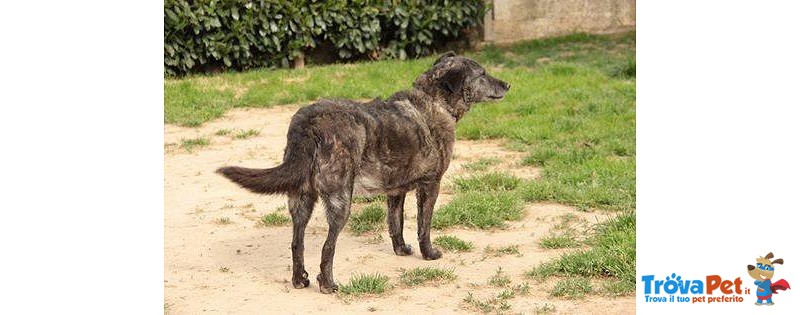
[407,88,470,122]
[442,94,470,122]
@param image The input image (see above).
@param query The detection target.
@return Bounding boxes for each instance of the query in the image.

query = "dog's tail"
[216,117,315,195]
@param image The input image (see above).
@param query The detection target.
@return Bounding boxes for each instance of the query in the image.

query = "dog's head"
[414,52,510,120]
[747,252,783,281]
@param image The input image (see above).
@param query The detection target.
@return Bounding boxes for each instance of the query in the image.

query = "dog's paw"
[317,274,339,294]
[292,271,311,289]
[422,248,442,260]
[319,283,339,294]
[394,244,414,256]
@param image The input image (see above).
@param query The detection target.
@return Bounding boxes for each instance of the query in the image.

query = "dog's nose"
[747,265,755,271]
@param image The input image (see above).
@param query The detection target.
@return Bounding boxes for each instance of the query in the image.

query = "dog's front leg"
[387,194,413,256]
[416,182,442,260]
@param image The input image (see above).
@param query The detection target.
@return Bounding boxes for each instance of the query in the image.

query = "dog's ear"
[434,51,456,66]
[765,252,775,259]
[772,258,784,265]
[439,66,466,94]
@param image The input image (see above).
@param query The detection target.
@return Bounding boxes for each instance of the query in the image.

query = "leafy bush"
[164,0,487,76]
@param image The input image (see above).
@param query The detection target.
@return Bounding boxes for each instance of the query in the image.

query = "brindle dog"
[217,52,510,294]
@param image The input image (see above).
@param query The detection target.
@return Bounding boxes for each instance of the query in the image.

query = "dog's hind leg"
[288,191,317,289]
[387,194,413,256]
[416,182,442,260]
[316,187,352,294]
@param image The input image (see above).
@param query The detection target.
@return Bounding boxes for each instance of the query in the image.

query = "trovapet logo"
[641,251,792,306]
[641,273,746,304]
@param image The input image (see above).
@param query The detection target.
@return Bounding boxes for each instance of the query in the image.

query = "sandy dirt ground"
[164,105,635,314]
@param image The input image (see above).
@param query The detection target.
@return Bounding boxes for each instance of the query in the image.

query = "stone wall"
[483,0,636,43]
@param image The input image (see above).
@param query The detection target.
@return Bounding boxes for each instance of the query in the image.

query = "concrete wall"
[483,0,635,43]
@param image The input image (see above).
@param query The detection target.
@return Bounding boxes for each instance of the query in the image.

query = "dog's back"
[218,91,454,196]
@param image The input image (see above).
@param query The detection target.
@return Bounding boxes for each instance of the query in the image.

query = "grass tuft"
[398,267,456,286]
[539,234,580,249]
[463,292,496,313]
[349,204,385,234]
[602,279,635,296]
[453,172,521,192]
[432,192,523,230]
[214,129,232,136]
[433,235,474,252]
[338,273,390,295]
[538,214,584,248]
[551,277,592,298]
[180,137,210,151]
[461,157,501,172]
[234,129,260,139]
[488,268,511,287]
[260,212,291,226]
[533,303,556,314]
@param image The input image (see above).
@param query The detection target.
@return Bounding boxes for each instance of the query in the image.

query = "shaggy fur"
[217,52,510,294]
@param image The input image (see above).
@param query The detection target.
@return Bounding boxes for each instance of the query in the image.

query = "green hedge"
[164,0,487,76]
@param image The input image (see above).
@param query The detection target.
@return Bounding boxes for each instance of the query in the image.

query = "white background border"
[639,1,799,314]
[1,1,799,314]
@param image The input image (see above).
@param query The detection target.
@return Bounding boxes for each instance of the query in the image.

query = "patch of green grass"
[180,137,210,151]
[533,303,556,314]
[234,129,260,139]
[473,32,635,76]
[398,267,456,286]
[528,213,635,294]
[432,192,523,230]
[496,245,520,256]
[164,81,235,127]
[165,58,433,126]
[351,195,387,204]
[433,235,474,252]
[453,172,521,192]
[488,268,511,287]
[539,214,585,248]
[539,234,580,249]
[497,289,515,300]
[461,34,636,212]
[498,301,511,311]
[349,203,385,234]
[513,283,531,296]
[497,281,531,300]
[608,58,636,79]
[461,157,501,172]
[602,279,635,296]
[214,128,232,136]
[260,212,291,226]
[463,292,496,313]
[338,273,390,295]
[551,277,592,298]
